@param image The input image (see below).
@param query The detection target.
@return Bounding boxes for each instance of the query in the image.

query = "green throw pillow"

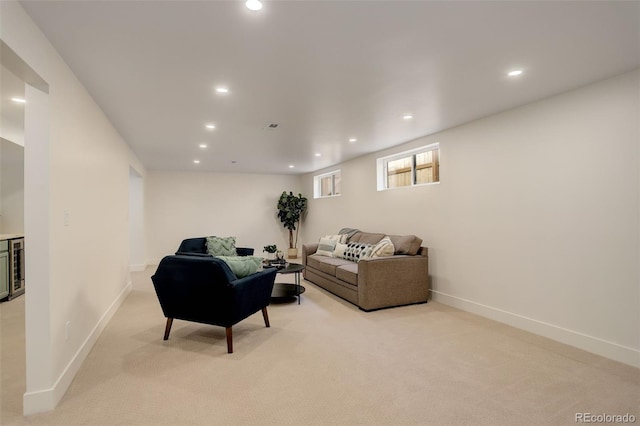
[215,256,262,278]
[206,236,237,256]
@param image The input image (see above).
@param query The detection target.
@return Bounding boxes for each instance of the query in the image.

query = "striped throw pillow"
[316,237,337,257]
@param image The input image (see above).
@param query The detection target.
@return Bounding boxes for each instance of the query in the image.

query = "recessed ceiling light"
[245,0,263,11]
[348,138,357,143]
[315,153,321,157]
[11,97,26,103]
[508,69,523,77]
[193,160,201,164]
[215,87,229,94]
[288,165,294,169]
[403,114,414,120]
[199,144,207,149]
[205,124,216,130]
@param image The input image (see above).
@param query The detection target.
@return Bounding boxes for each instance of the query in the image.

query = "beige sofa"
[302,230,429,311]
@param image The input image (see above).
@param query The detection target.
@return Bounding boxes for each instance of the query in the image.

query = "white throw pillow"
[316,237,337,257]
[333,242,348,259]
[323,234,349,244]
[370,236,395,258]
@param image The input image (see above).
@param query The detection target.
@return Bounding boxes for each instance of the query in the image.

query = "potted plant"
[263,244,278,260]
[277,191,308,259]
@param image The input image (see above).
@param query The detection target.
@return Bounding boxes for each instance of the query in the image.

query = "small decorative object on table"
[264,258,287,270]
[263,244,278,261]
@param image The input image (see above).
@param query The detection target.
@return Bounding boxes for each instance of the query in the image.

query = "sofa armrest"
[357,255,429,311]
[302,243,319,266]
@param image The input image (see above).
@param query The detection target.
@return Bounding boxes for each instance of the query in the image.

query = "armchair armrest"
[236,247,255,256]
[175,252,212,257]
[228,268,277,324]
[230,268,277,294]
[175,247,254,257]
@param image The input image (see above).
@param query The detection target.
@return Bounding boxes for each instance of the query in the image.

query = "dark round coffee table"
[270,263,305,304]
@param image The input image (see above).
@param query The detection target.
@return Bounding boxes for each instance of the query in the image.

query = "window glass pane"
[387,156,411,172]
[333,173,341,195]
[387,156,412,188]
[415,151,432,166]
[320,176,333,196]
[415,167,433,184]
[415,148,439,184]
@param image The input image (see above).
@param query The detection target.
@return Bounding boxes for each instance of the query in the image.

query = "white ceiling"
[18,0,640,174]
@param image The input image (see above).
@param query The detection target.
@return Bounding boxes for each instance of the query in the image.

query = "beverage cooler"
[9,238,25,300]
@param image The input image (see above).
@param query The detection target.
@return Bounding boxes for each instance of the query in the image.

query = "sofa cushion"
[388,235,423,255]
[349,232,385,245]
[371,236,395,257]
[316,237,337,257]
[206,236,237,256]
[307,254,353,276]
[343,242,375,262]
[336,263,358,286]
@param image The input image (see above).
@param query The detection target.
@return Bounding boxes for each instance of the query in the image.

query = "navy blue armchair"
[151,255,277,353]
[176,237,254,257]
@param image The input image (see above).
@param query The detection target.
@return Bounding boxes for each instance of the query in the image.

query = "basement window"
[376,143,440,191]
[314,170,341,198]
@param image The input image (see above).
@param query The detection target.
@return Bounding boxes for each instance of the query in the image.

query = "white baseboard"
[130,263,147,272]
[23,281,133,415]
[431,290,640,369]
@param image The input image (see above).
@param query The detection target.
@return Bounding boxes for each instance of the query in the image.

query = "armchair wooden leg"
[262,307,270,328]
[164,318,173,340]
[226,327,233,354]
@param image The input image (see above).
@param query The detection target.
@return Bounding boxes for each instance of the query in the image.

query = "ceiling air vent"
[263,123,279,130]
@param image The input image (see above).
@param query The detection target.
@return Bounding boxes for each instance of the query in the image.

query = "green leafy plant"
[263,245,277,254]
[277,191,308,249]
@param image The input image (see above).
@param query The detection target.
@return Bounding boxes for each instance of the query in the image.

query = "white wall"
[0,138,25,233]
[1,2,147,414]
[301,70,640,367]
[0,115,24,146]
[129,167,145,271]
[1,64,26,146]
[146,171,301,264]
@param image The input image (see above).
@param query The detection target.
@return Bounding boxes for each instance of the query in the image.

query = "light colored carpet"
[1,267,638,425]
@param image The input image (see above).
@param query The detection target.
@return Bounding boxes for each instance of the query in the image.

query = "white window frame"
[313,169,341,199]
[376,143,440,191]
